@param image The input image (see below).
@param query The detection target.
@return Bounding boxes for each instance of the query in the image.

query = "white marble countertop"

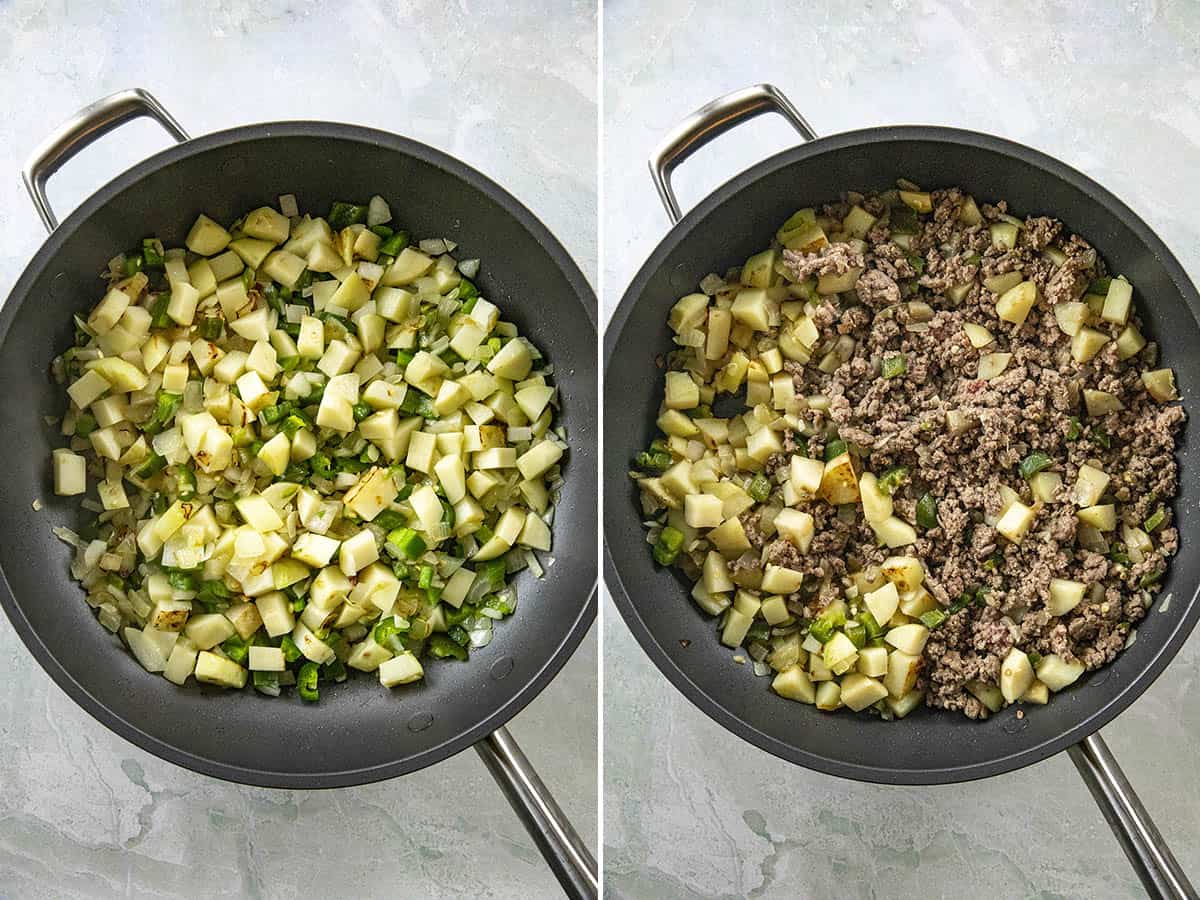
[0,2,596,897]
[602,1,1200,897]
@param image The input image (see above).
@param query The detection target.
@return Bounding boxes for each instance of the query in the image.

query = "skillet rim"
[603,124,1200,784]
[0,120,598,788]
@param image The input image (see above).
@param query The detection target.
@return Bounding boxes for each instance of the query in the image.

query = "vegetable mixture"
[633,183,1182,720]
[50,194,566,701]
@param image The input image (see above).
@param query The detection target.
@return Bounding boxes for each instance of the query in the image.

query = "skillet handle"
[648,83,817,224]
[476,727,598,899]
[22,88,189,232]
[1069,733,1197,899]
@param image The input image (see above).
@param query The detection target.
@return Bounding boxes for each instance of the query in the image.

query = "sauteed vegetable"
[50,194,566,700]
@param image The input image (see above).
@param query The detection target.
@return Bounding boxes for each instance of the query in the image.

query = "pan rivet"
[408,712,434,732]
[490,656,514,680]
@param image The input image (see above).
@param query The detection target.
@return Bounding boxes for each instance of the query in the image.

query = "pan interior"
[0,126,597,787]
[604,129,1200,784]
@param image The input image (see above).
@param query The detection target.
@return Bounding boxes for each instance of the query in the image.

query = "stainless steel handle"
[22,88,189,231]
[1069,733,1196,899]
[648,83,816,224]
[476,727,598,899]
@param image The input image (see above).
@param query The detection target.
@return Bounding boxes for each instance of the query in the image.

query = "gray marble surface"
[0,2,596,898]
[602,1,1200,897]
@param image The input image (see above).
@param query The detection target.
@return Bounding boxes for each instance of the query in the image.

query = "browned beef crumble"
[770,188,1184,718]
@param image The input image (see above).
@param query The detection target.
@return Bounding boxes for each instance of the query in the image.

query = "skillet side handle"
[476,727,598,899]
[22,88,189,232]
[648,83,817,224]
[1069,733,1197,899]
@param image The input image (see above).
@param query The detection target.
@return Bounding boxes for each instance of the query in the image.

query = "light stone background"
[0,2,596,898]
[602,1,1200,898]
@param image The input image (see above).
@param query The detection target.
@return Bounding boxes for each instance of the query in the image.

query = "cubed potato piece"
[248,646,286,672]
[761,564,803,595]
[291,532,341,568]
[235,495,284,532]
[880,556,924,594]
[184,613,236,650]
[999,648,1035,703]
[242,206,290,244]
[1020,680,1050,705]
[884,623,930,655]
[774,508,814,554]
[1116,324,1146,360]
[668,293,708,333]
[224,601,263,640]
[995,280,1038,324]
[1074,464,1110,507]
[1030,471,1063,504]
[1071,326,1108,363]
[52,448,86,495]
[858,472,893,524]
[886,689,925,718]
[255,591,295,638]
[823,632,859,676]
[840,673,889,712]
[167,282,201,326]
[705,308,732,360]
[995,501,1035,543]
[1047,578,1086,616]
[262,250,306,289]
[884,650,922,698]
[1142,368,1178,402]
[963,322,994,348]
[814,680,842,711]
[1084,388,1124,417]
[1053,302,1089,337]
[148,598,191,632]
[708,516,752,557]
[664,371,700,410]
[760,595,789,626]
[790,456,824,496]
[229,237,274,269]
[379,651,425,687]
[745,425,783,462]
[702,551,735,595]
[194,651,247,689]
[163,639,199,685]
[292,621,336,664]
[730,288,772,331]
[819,452,859,505]
[977,352,1012,380]
[817,267,863,295]
[186,214,232,255]
[1036,653,1085,692]
[1077,504,1116,531]
[344,467,400,521]
[516,440,563,481]
[487,339,534,381]
[842,205,878,238]
[856,645,889,678]
[865,581,900,626]
[720,608,752,648]
[967,681,1004,713]
[1101,276,1133,324]
[874,516,917,548]
[684,493,724,529]
[771,665,816,703]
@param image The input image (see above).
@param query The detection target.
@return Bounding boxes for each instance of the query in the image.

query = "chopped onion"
[419,238,448,255]
[366,195,392,227]
[278,194,299,218]
[357,261,384,283]
[459,258,480,278]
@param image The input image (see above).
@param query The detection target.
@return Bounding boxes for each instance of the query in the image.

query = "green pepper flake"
[918,609,947,630]
[824,438,848,461]
[652,525,685,566]
[141,238,165,269]
[377,229,410,257]
[122,253,145,277]
[634,449,672,471]
[1144,506,1167,533]
[428,633,469,661]
[297,662,320,702]
[808,617,835,644]
[1088,276,1113,295]
[1065,416,1082,441]
[352,401,373,423]
[1018,451,1053,480]
[747,473,772,502]
[881,354,908,379]
[387,527,427,560]
[1092,426,1112,449]
[856,610,883,640]
[327,201,368,230]
[142,390,181,436]
[877,466,908,495]
[916,492,939,529]
[74,413,98,437]
[844,621,867,648]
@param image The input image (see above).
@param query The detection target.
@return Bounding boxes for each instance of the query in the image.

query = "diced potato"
[1142,368,1178,402]
[709,516,752,557]
[774,508,814,553]
[1083,388,1124,417]
[840,673,889,712]
[814,680,842,711]
[1101,276,1133,324]
[884,623,930,655]
[256,591,295,638]
[185,613,236,650]
[983,271,1023,295]
[790,456,824,496]
[378,651,425,687]
[669,293,709,333]
[859,472,892,524]
[684,493,724,529]
[856,645,888,678]
[771,665,816,703]
[884,650,922,699]
[963,322,994,348]
[1077,504,1116,531]
[730,288,772,331]
[823,632,859,676]
[898,585,937,617]
[999,648,1035,703]
[817,267,863,295]
[977,352,1012,380]
[1053,302,1089,337]
[1029,471,1062,504]
[517,439,563,480]
[1047,578,1086,616]
[1036,653,1085,692]
[720,608,752,648]
[761,564,803,595]
[967,680,1004,713]
[163,640,199,685]
[1071,326,1108,363]
[874,516,917,548]
[487,339,534,381]
[995,280,1038,324]
[899,190,932,213]
[1020,680,1049,705]
[53,448,86,495]
[225,601,263,640]
[886,689,925,718]
[995,501,1035,543]
[194,651,247,689]
[819,452,859,504]
[1115,324,1146,360]
[760,595,789,626]
[865,581,900,626]
[186,214,232,255]
[989,222,1018,250]
[745,425,783,462]
[1074,464,1110,507]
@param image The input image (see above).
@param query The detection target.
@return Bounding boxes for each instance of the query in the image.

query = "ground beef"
[769,187,1181,717]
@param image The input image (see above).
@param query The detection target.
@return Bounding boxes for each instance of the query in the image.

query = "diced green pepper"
[132,452,168,480]
[176,464,196,499]
[634,449,672,471]
[327,201,367,230]
[457,278,479,301]
[123,253,145,277]
[352,402,372,423]
[74,413,98,437]
[747,474,772,502]
[877,466,908,495]
[916,493,939,529]
[881,354,907,379]
[824,439,847,461]
[398,389,437,419]
[428,634,468,661]
[388,527,427,560]
[652,526,684,566]
[142,391,181,436]
[150,292,171,329]
[141,238,165,269]
[857,610,883,640]
[1018,451,1053,480]
[221,634,249,665]
[167,570,198,591]
[1088,276,1113,295]
[253,670,280,695]
[844,621,867,648]
[280,634,302,664]
[199,316,223,341]
[297,662,320,702]
[377,230,410,257]
[918,609,947,630]
[1144,506,1167,533]
[1065,416,1081,441]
